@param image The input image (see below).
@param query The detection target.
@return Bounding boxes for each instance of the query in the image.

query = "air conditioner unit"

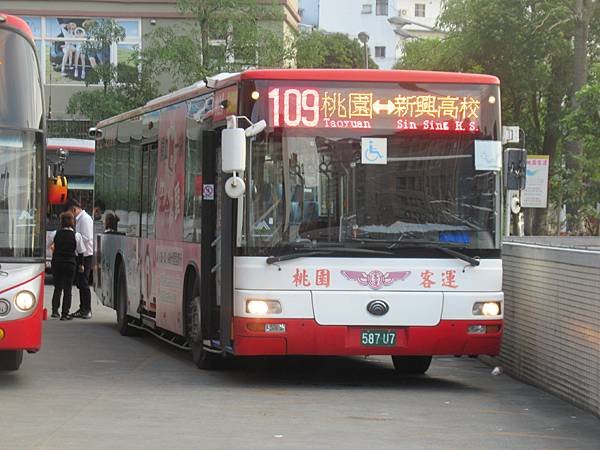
[401,9,408,16]
[362,4,373,14]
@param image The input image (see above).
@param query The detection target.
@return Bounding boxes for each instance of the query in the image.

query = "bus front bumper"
[232,318,502,357]
[0,295,45,353]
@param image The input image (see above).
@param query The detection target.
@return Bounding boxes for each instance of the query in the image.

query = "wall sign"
[521,155,549,208]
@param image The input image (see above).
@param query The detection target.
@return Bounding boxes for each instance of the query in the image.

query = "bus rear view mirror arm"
[245,120,266,138]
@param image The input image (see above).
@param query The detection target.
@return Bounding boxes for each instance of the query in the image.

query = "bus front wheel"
[115,263,139,336]
[0,350,23,371]
[391,355,432,375]
[187,279,221,370]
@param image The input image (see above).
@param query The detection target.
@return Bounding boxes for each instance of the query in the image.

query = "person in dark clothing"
[66,198,94,319]
[103,210,123,234]
[48,211,85,320]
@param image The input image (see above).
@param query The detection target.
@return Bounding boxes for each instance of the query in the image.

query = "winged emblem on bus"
[340,270,411,290]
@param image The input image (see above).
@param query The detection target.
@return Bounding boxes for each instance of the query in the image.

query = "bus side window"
[184,120,202,243]
[141,142,158,239]
[116,126,130,234]
[128,138,142,237]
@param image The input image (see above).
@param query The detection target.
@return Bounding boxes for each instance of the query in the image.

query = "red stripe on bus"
[1,14,34,41]
[0,271,44,295]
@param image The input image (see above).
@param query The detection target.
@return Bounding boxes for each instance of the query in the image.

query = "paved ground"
[1,286,599,450]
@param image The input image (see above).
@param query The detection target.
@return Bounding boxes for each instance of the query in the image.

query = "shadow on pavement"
[85,317,477,392]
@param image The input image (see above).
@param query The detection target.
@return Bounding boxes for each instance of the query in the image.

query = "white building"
[316,0,442,69]
[299,0,319,28]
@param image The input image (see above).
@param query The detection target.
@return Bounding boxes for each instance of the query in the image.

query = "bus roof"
[47,138,95,154]
[0,14,34,41]
[96,74,241,129]
[241,69,500,85]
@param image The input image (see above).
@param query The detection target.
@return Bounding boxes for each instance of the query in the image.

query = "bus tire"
[391,355,432,375]
[0,350,23,371]
[115,262,138,336]
[187,278,221,370]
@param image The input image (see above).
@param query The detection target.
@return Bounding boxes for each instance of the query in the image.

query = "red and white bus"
[45,138,95,275]
[46,138,95,212]
[93,69,504,373]
[0,14,46,371]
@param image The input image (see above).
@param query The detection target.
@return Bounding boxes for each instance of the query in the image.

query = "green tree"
[67,61,159,123]
[142,0,293,87]
[295,30,378,69]
[67,19,158,123]
[81,19,126,94]
[394,0,599,235]
[560,63,600,235]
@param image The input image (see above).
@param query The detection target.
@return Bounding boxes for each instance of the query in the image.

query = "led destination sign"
[267,86,484,132]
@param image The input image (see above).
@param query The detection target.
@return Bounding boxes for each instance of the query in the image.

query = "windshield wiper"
[387,241,480,267]
[428,244,480,267]
[266,245,394,265]
[266,250,332,264]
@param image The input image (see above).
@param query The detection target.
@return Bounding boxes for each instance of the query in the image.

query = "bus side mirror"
[88,127,103,139]
[504,148,527,190]
[221,128,246,173]
[221,128,246,199]
[245,120,266,138]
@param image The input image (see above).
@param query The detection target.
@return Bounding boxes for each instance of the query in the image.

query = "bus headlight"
[472,301,501,316]
[14,291,36,312]
[246,299,282,315]
[0,299,10,316]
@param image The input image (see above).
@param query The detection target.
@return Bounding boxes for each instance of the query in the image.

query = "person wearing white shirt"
[67,198,94,319]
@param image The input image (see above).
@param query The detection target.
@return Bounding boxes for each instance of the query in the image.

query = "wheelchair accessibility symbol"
[361,138,387,165]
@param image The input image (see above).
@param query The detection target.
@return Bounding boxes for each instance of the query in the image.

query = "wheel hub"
[188,297,202,343]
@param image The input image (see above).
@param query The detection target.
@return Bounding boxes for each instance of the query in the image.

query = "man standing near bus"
[67,199,94,319]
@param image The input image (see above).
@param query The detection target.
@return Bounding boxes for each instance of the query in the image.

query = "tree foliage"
[67,20,158,123]
[81,20,126,93]
[296,30,378,69]
[560,64,600,235]
[395,0,599,234]
[67,62,159,124]
[142,0,293,86]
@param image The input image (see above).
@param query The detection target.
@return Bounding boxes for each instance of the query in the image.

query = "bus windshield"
[0,28,44,130]
[245,132,499,253]
[0,130,44,259]
[0,27,45,260]
[241,79,501,255]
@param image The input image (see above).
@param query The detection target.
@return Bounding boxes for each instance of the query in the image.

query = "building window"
[361,4,373,14]
[376,0,388,16]
[375,46,386,58]
[18,16,141,86]
[415,3,426,17]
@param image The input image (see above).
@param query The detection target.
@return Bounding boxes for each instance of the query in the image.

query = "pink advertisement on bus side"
[156,104,186,241]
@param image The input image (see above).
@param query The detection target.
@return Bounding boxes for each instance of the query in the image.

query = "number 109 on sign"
[269,88,320,128]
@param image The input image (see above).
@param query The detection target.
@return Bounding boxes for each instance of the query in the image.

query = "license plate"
[360,330,397,347]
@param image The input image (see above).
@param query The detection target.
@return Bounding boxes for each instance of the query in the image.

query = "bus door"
[200,130,221,342]
[140,141,158,318]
